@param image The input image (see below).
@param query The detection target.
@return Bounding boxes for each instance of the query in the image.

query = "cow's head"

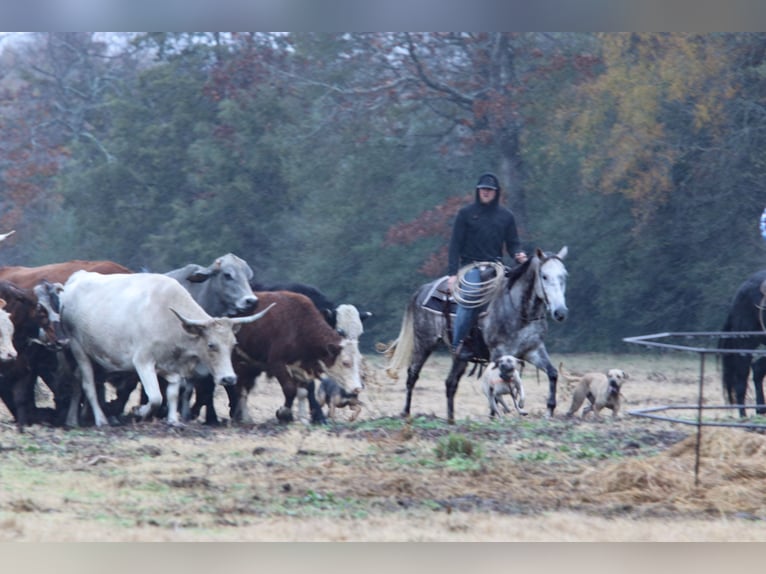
[0,299,18,362]
[323,337,364,395]
[170,303,275,385]
[185,253,259,316]
[32,280,68,349]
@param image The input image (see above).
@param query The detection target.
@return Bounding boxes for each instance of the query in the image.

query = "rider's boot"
[453,340,473,362]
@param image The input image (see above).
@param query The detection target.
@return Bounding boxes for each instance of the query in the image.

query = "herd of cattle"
[0,231,371,430]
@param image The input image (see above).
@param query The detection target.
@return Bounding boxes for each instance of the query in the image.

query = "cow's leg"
[235,382,255,424]
[273,365,297,423]
[179,379,194,421]
[444,358,468,424]
[302,378,326,425]
[163,374,183,426]
[192,376,219,425]
[0,385,17,419]
[132,362,163,422]
[68,362,109,427]
[105,374,139,419]
[402,346,434,418]
[68,339,109,427]
[11,373,37,430]
[65,371,82,427]
[295,388,309,424]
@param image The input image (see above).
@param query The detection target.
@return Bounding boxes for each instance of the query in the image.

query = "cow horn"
[230,302,276,324]
[169,307,208,328]
[0,230,15,242]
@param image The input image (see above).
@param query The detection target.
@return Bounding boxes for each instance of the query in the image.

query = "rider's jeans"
[452,266,482,350]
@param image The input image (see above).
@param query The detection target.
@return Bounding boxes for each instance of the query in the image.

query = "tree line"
[1,32,765,352]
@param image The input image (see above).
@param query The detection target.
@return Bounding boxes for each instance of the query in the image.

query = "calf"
[60,271,272,427]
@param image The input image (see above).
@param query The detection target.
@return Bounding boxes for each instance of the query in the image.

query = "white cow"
[60,271,273,427]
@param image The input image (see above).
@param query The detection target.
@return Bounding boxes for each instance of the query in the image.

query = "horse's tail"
[379,303,416,380]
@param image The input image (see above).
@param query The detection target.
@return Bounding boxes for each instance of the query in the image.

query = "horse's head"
[534,246,568,322]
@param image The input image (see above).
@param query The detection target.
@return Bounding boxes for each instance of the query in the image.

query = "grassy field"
[2,351,766,541]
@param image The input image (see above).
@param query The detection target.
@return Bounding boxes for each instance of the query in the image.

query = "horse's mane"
[505,257,532,285]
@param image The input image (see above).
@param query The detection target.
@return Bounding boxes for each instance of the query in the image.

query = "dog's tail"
[558,362,574,381]
[558,362,583,390]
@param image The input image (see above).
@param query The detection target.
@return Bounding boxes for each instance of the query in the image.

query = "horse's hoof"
[311,414,328,425]
[276,408,294,424]
[518,409,529,416]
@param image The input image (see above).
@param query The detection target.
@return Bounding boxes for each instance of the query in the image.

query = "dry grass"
[2,351,766,541]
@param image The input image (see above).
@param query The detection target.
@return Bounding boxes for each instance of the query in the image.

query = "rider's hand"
[447,275,457,292]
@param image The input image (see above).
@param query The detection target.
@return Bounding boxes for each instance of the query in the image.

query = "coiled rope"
[450,261,507,308]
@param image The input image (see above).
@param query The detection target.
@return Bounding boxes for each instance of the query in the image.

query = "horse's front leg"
[526,347,558,417]
[445,358,469,424]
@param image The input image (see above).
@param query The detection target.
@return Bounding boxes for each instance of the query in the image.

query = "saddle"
[421,276,491,365]
[422,276,458,315]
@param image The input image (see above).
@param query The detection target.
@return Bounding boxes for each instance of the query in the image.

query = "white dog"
[481,355,527,417]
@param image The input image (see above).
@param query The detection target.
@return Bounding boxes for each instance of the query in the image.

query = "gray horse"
[383,247,569,422]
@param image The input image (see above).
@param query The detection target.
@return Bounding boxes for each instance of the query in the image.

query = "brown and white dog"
[481,355,527,417]
[563,366,628,419]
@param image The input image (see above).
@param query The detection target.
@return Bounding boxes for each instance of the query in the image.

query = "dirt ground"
[2,351,766,541]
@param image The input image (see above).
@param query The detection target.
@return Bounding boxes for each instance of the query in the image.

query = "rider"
[447,172,527,361]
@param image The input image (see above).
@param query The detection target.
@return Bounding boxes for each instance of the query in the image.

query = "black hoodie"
[447,187,522,276]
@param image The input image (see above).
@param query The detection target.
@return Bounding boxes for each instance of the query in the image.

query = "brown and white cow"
[0,280,67,428]
[59,271,273,427]
[295,303,367,422]
[189,291,363,425]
